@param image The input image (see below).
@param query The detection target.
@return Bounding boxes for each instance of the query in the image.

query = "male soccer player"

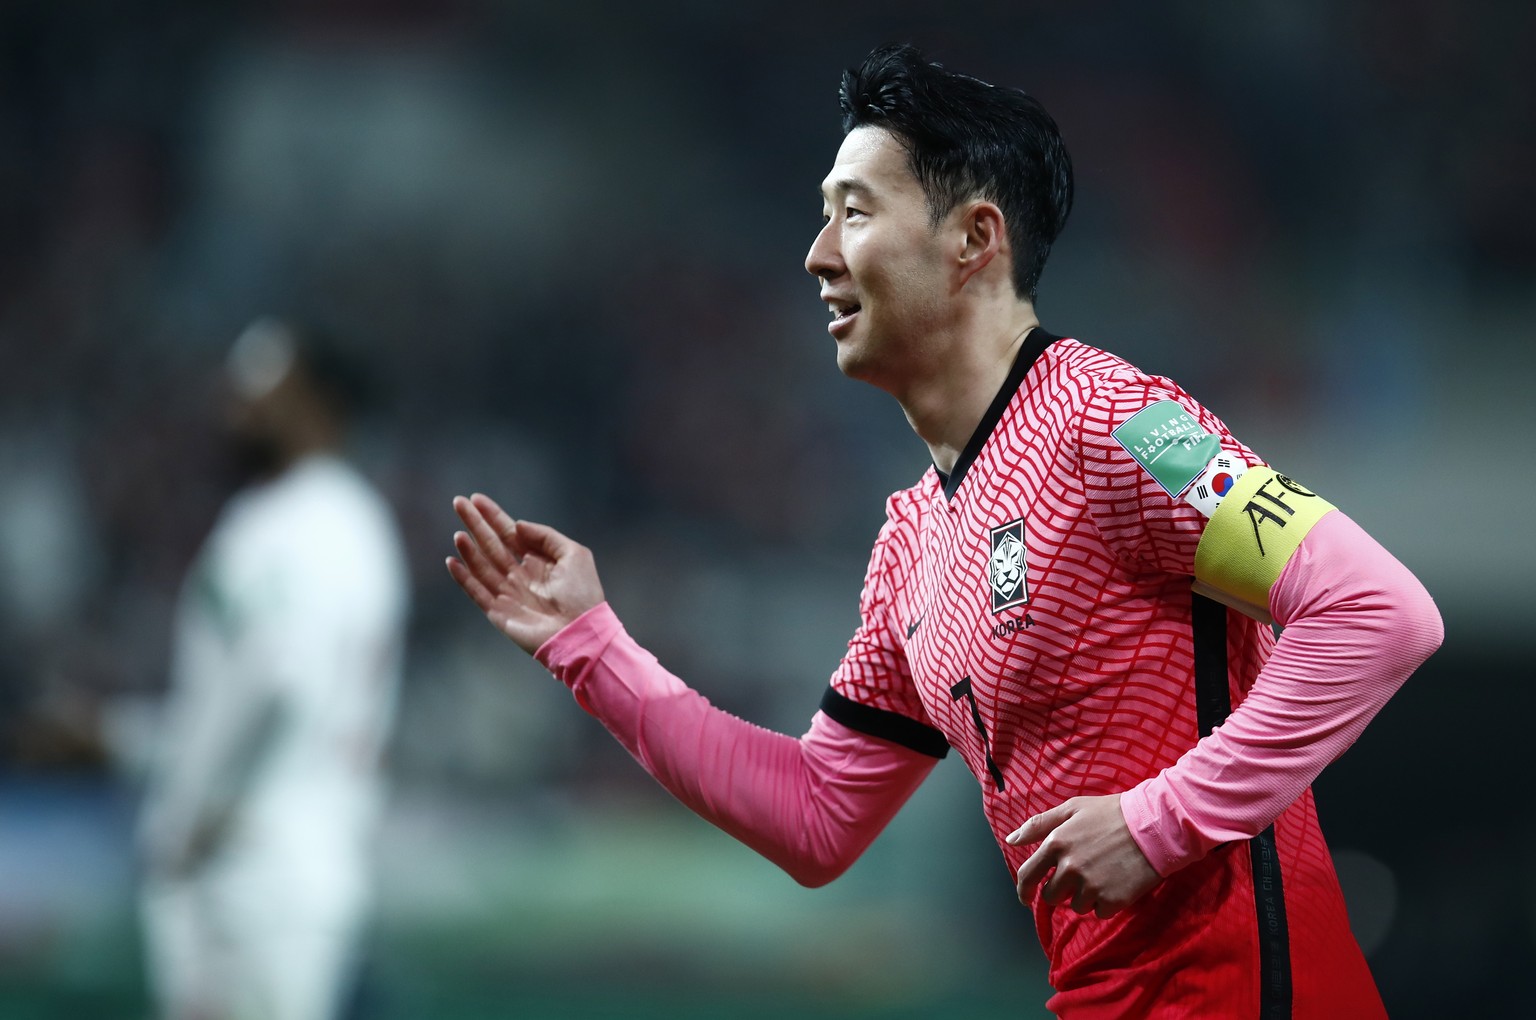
[447,45,1442,1018]
[141,319,410,1020]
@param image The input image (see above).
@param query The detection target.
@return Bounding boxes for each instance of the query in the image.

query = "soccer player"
[140,319,410,1020]
[447,45,1442,1018]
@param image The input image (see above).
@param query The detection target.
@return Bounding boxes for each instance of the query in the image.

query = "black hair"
[287,320,375,418]
[838,44,1073,302]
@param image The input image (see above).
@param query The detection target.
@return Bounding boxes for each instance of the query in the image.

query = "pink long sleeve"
[533,602,938,887]
[1120,510,1444,876]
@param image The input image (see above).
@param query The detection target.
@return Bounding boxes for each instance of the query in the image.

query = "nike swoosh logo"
[906,617,923,639]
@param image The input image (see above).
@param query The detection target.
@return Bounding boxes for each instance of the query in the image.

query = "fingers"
[448,495,561,603]
[503,517,575,562]
[1009,796,1156,917]
[457,494,575,566]
[1020,852,1097,914]
[1014,843,1054,904]
[1007,800,1071,847]
[454,495,517,573]
[1039,867,1069,906]
[1011,800,1075,907]
[468,493,525,555]
[449,494,574,599]
[453,528,516,593]
[1037,865,1087,911]
[445,553,497,613]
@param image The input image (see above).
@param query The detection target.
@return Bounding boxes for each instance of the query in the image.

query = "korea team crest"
[988,518,1028,613]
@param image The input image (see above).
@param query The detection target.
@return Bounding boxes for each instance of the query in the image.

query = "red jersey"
[823,330,1384,1018]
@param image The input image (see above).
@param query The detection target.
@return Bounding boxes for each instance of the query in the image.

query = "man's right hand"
[447,494,606,655]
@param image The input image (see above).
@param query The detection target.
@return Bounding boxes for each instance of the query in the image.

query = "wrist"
[534,601,621,676]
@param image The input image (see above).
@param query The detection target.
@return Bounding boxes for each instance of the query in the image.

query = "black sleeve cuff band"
[819,688,950,759]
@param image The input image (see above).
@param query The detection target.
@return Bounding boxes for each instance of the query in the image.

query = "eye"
[846,206,867,218]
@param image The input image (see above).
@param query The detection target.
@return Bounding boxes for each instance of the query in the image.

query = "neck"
[277,421,343,473]
[895,305,1039,475]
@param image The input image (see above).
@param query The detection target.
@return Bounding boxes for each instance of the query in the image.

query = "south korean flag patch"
[1183,451,1249,518]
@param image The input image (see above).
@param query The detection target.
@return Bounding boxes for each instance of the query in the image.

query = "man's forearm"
[536,603,936,886]
[1121,511,1444,876]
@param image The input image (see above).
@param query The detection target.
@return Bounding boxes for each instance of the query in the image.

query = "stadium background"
[1,1,1531,1016]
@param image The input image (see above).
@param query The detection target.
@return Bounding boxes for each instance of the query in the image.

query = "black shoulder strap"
[1192,592,1231,738]
[1192,591,1293,1018]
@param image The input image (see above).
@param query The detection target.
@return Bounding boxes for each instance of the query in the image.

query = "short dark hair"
[229,316,373,417]
[839,44,1074,303]
[290,321,374,417]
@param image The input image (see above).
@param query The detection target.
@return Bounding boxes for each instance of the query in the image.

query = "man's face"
[806,126,954,387]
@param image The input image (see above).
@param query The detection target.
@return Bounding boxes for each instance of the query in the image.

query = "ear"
[955,201,1006,287]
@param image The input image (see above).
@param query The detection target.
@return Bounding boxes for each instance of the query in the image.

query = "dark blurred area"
[1,1,1532,1017]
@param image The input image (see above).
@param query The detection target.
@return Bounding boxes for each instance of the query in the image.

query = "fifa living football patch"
[1112,400,1221,498]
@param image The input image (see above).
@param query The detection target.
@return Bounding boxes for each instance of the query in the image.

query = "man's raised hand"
[446,494,605,655]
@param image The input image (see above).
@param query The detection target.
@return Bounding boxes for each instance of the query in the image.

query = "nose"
[805,219,843,280]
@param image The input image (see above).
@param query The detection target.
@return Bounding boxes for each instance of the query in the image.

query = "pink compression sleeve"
[1120,510,1444,876]
[533,603,939,887]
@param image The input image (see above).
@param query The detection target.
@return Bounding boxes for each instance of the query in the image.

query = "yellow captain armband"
[1192,467,1336,624]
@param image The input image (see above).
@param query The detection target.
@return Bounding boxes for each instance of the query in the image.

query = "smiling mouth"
[830,303,861,324]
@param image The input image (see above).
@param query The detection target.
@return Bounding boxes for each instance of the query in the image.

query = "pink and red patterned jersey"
[823,330,1385,1018]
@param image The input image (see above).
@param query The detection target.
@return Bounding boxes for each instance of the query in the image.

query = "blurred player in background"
[139,318,409,1020]
[447,45,1442,1018]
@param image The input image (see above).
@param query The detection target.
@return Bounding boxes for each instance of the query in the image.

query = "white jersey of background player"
[139,319,409,1020]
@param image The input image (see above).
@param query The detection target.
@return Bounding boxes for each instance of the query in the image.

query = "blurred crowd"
[3,0,1531,773]
[0,0,1533,1013]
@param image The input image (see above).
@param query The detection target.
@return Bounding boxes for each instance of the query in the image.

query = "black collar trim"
[938,327,1061,500]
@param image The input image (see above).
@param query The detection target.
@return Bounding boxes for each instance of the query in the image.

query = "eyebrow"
[819,176,873,202]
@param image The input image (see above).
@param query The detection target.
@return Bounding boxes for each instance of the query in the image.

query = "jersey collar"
[936,326,1061,501]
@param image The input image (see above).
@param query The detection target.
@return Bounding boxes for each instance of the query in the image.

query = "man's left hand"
[1006,794,1161,918]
